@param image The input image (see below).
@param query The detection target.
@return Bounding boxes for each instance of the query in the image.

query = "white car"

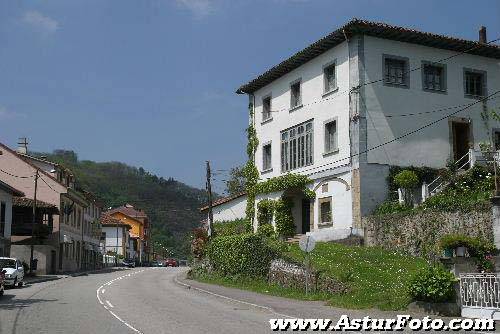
[0,257,25,288]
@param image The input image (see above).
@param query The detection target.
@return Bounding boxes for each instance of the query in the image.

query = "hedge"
[207,233,280,278]
[213,219,252,236]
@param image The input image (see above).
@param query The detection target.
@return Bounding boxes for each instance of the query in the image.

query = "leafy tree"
[225,166,246,195]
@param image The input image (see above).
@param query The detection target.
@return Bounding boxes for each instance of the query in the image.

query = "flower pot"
[443,248,454,258]
[455,246,466,257]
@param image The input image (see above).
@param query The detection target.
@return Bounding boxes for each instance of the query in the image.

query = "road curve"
[0,267,276,334]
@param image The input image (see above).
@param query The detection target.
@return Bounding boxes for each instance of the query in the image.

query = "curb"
[173,271,294,318]
[25,276,64,284]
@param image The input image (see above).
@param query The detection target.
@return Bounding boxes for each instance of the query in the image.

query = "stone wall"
[361,209,493,259]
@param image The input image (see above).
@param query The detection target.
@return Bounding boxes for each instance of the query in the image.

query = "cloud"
[176,0,214,18]
[22,10,59,35]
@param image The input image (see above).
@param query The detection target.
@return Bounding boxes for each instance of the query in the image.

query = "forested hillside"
[34,150,208,257]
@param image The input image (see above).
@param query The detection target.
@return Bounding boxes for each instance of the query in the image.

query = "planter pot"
[443,248,454,258]
[456,246,467,257]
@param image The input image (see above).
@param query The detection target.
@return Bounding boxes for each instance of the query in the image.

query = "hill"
[34,150,208,257]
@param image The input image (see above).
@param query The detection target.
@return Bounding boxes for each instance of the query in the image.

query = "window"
[324,120,337,153]
[318,197,332,226]
[262,96,272,122]
[290,80,301,109]
[493,130,500,151]
[323,62,336,93]
[383,55,409,87]
[0,202,5,237]
[262,143,272,171]
[422,62,446,92]
[321,183,329,193]
[464,69,486,97]
[281,121,313,172]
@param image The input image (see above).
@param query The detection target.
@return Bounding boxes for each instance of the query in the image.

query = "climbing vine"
[257,199,275,225]
[255,173,315,199]
[244,102,259,223]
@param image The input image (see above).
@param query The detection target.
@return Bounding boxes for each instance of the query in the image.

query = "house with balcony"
[229,19,500,241]
[0,181,24,257]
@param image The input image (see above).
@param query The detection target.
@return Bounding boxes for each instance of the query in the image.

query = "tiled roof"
[200,192,246,212]
[100,214,131,229]
[236,18,500,94]
[107,204,148,219]
[13,196,59,213]
[0,180,24,197]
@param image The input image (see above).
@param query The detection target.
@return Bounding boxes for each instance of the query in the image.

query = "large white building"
[227,19,500,241]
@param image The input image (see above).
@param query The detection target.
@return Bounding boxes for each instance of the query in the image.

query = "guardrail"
[460,273,500,319]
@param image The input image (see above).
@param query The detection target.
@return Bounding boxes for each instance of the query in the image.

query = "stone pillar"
[491,196,500,249]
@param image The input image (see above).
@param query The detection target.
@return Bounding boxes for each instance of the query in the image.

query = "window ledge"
[322,87,339,98]
[423,88,447,94]
[318,222,333,229]
[261,117,273,125]
[289,104,303,113]
[464,94,485,100]
[383,81,409,89]
[261,168,273,174]
[323,149,339,157]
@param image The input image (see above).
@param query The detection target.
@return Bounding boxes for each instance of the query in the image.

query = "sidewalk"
[24,266,128,284]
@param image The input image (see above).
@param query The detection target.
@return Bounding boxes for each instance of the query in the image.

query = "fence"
[460,273,500,319]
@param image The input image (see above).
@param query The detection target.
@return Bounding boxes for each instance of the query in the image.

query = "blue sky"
[0,0,499,192]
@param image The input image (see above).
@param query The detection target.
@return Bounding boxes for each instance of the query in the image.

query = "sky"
[0,0,499,193]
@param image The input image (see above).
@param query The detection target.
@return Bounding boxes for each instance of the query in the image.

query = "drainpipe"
[343,29,352,165]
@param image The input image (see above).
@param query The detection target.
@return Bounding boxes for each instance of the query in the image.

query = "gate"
[460,273,500,319]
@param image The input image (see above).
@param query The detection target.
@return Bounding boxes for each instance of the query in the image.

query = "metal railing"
[460,273,500,311]
[426,151,471,197]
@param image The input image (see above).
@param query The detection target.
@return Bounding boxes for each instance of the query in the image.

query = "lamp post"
[29,169,39,275]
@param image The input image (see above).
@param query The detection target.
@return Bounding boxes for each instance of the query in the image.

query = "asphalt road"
[0,267,277,334]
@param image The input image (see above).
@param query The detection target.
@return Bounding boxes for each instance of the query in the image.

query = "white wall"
[362,36,500,168]
[0,188,13,239]
[102,226,126,256]
[252,42,350,181]
[212,195,247,222]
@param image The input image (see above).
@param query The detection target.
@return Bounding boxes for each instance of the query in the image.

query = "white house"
[223,19,500,241]
[100,214,131,258]
[0,181,24,257]
[200,192,247,223]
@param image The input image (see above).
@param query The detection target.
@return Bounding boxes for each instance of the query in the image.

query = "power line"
[296,91,499,176]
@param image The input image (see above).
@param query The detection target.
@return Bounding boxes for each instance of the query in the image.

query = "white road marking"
[96,269,152,334]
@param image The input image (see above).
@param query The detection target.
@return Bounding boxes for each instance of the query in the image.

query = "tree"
[225,166,246,195]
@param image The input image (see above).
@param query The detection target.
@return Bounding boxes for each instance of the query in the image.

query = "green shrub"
[408,265,457,303]
[191,228,208,259]
[257,199,275,226]
[257,223,276,238]
[387,166,439,201]
[439,234,470,250]
[207,233,280,278]
[274,198,295,237]
[394,170,419,190]
[213,219,251,236]
[373,201,412,215]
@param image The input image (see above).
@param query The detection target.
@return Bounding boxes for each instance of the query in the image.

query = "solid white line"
[106,300,114,308]
[173,273,295,319]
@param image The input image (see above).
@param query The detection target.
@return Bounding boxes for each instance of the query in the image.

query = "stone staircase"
[285,234,303,244]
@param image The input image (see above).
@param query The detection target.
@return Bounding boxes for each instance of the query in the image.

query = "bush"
[257,223,276,238]
[439,234,470,250]
[213,219,251,236]
[191,228,208,259]
[394,170,419,189]
[408,265,457,303]
[206,233,280,278]
[257,199,275,226]
[275,198,295,237]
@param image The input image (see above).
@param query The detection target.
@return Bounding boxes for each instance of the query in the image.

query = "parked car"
[121,259,136,268]
[164,258,178,267]
[0,257,24,288]
[0,268,5,296]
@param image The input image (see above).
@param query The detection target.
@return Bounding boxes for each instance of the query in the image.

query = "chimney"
[17,137,28,155]
[479,26,487,43]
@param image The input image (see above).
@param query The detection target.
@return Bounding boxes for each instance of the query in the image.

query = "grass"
[286,242,428,310]
[193,242,428,311]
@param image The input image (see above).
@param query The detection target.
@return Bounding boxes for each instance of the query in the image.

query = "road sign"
[299,235,316,253]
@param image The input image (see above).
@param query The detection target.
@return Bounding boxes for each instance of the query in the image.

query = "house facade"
[0,181,24,257]
[100,214,131,259]
[234,19,500,241]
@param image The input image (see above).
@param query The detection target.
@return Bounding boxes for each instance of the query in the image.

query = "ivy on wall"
[257,199,275,226]
[244,102,260,223]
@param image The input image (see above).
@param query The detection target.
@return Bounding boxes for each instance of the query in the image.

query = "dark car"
[121,259,136,268]
[164,258,178,267]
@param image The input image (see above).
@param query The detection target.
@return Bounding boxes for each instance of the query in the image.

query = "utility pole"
[29,170,39,275]
[206,161,213,237]
[115,223,119,266]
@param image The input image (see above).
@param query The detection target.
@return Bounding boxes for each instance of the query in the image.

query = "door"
[452,121,471,164]
[301,199,311,234]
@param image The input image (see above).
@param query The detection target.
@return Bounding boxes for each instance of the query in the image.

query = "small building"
[10,197,59,274]
[0,181,25,257]
[200,192,247,224]
[100,214,131,260]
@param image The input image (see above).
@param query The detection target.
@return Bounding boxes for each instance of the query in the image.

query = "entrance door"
[452,121,471,164]
[301,199,311,234]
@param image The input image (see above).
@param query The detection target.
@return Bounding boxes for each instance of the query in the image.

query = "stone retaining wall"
[361,209,493,259]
